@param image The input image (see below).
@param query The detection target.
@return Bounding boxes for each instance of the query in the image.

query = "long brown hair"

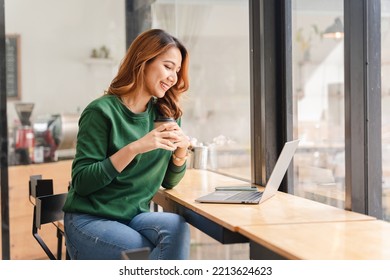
[107,29,189,119]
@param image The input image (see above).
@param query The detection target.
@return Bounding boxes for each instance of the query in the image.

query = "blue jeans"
[63,211,190,260]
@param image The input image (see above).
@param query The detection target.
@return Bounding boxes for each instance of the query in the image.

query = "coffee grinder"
[14,102,35,164]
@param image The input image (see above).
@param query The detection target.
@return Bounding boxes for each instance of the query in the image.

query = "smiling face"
[143,46,182,99]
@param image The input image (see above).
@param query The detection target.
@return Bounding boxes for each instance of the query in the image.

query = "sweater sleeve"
[71,107,120,196]
[161,159,187,189]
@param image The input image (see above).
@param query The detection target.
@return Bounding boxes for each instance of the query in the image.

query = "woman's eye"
[165,65,172,70]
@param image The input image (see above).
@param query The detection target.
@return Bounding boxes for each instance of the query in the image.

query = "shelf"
[84,58,117,66]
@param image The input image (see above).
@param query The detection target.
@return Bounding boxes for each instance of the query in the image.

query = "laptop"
[195,139,300,204]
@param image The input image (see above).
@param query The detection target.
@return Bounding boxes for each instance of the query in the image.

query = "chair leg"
[56,228,63,259]
[33,233,57,260]
[33,207,56,260]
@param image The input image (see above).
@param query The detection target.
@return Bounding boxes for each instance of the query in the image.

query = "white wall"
[5,0,126,126]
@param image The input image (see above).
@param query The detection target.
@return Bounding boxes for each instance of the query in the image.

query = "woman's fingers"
[160,130,180,141]
[161,138,176,150]
[151,122,190,150]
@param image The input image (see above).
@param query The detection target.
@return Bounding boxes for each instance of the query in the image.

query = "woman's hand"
[111,122,189,172]
[133,122,188,154]
[168,123,190,149]
[166,123,190,166]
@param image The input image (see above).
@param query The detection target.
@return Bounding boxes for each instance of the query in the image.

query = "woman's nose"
[168,73,177,83]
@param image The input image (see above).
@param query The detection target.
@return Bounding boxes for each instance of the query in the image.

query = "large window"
[2,0,251,260]
[292,0,345,208]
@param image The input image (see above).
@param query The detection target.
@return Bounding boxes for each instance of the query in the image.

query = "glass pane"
[382,0,390,222]
[292,0,345,208]
[151,0,251,181]
[4,0,251,260]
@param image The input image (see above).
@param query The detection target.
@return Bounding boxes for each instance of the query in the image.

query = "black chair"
[32,193,68,260]
[29,175,69,260]
[29,175,54,204]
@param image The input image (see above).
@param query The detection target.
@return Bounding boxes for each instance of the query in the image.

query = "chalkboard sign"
[5,34,21,99]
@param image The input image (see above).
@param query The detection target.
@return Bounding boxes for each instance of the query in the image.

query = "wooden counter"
[239,220,390,259]
[0,160,72,259]
[153,169,382,259]
[154,169,374,231]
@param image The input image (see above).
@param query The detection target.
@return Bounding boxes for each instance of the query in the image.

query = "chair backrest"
[34,193,67,229]
[29,175,54,204]
[32,192,68,260]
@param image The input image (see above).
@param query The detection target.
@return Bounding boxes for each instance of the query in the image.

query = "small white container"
[193,146,208,169]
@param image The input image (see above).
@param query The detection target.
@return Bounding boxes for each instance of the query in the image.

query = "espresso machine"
[33,113,79,162]
[14,102,35,164]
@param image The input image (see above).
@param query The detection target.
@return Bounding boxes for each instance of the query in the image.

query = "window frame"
[250,0,383,219]
[344,0,382,217]
[249,0,294,192]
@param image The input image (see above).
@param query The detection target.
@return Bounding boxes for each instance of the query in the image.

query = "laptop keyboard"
[226,191,263,202]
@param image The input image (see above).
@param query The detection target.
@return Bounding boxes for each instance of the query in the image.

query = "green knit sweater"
[62,94,186,221]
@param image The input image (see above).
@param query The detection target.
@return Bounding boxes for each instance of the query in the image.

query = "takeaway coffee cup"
[154,116,176,128]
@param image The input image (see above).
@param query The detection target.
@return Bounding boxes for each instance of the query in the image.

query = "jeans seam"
[133,225,164,259]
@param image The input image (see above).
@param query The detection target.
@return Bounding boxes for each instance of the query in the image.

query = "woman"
[62,29,191,260]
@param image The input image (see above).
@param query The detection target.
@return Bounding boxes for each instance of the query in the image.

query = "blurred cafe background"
[2,0,390,259]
